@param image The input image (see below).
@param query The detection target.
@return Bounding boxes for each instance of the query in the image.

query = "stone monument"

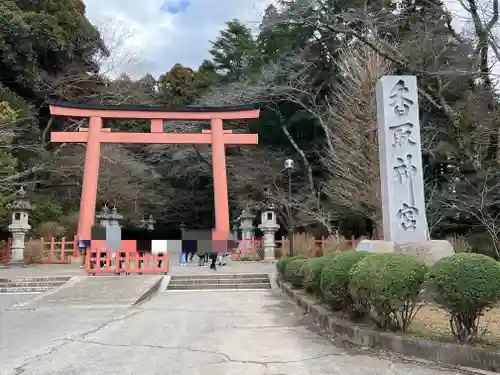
[356,75,454,265]
[7,186,35,264]
[258,201,279,262]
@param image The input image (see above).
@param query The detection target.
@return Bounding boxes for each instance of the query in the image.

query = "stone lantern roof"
[95,203,111,221]
[109,206,123,221]
[6,186,35,212]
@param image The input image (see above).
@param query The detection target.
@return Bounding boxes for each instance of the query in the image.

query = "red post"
[49,238,55,261]
[105,251,110,272]
[85,249,91,273]
[73,237,79,258]
[210,118,230,240]
[125,251,130,273]
[252,236,255,259]
[60,237,66,260]
[77,116,102,243]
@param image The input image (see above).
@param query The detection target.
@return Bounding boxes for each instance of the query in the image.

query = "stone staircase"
[167,273,271,290]
[0,276,71,294]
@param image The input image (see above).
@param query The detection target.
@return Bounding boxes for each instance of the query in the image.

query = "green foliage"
[0,0,104,98]
[284,258,309,288]
[0,101,18,178]
[427,253,500,343]
[156,64,211,107]
[349,253,428,332]
[320,251,370,312]
[26,193,63,228]
[209,19,260,79]
[303,253,338,295]
[277,255,307,275]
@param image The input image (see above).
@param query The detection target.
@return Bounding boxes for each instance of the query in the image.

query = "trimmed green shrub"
[320,251,370,314]
[349,252,427,332]
[277,255,307,275]
[276,258,287,275]
[303,253,339,295]
[285,258,309,287]
[427,253,500,343]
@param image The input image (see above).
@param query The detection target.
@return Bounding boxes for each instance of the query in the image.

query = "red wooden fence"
[40,237,78,264]
[228,238,257,260]
[86,249,169,275]
[0,238,12,264]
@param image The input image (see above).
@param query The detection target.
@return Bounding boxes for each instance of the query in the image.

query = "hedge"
[427,253,500,343]
[277,255,307,275]
[284,258,309,288]
[278,248,500,343]
[349,252,428,332]
[303,252,339,295]
[320,251,370,313]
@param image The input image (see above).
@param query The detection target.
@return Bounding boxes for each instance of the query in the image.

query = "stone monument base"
[356,239,454,265]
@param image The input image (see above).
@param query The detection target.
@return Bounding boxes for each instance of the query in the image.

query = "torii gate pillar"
[210,118,230,239]
[78,116,102,243]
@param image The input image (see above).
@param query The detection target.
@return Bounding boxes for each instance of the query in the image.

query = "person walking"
[187,242,197,262]
[209,251,218,270]
[186,239,197,264]
[196,242,208,266]
[179,240,189,266]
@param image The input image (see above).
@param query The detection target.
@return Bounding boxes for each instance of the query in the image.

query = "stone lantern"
[232,218,239,240]
[7,186,35,264]
[238,208,256,255]
[96,203,111,227]
[108,206,123,228]
[258,197,280,262]
[96,204,123,250]
[140,214,155,231]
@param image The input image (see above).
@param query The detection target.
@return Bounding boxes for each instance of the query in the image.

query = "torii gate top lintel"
[47,100,261,120]
[47,100,261,244]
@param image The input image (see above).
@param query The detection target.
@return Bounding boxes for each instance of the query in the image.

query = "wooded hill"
[1,0,500,257]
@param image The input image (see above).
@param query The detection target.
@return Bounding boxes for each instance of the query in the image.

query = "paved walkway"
[0,261,489,375]
[0,255,275,278]
[2,287,479,374]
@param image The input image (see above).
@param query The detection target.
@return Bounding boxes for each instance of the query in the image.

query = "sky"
[83,0,273,78]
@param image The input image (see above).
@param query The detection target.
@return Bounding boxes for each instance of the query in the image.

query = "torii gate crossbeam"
[48,101,260,245]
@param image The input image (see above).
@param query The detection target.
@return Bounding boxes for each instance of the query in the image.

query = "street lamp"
[179,221,187,238]
[284,158,295,257]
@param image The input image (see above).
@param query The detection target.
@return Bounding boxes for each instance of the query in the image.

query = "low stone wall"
[277,279,500,373]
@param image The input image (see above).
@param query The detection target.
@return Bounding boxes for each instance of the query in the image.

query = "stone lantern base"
[1,260,29,268]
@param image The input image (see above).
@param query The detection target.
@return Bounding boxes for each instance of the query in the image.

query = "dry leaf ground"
[411,304,500,347]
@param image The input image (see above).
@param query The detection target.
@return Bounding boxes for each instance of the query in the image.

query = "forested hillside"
[1,0,500,257]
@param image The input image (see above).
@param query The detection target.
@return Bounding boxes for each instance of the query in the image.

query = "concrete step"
[0,286,55,293]
[167,274,271,290]
[169,277,269,286]
[167,283,271,290]
[0,280,68,288]
[170,273,269,280]
[0,276,71,294]
[0,276,71,283]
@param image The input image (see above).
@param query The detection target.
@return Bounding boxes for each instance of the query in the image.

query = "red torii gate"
[48,101,260,245]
